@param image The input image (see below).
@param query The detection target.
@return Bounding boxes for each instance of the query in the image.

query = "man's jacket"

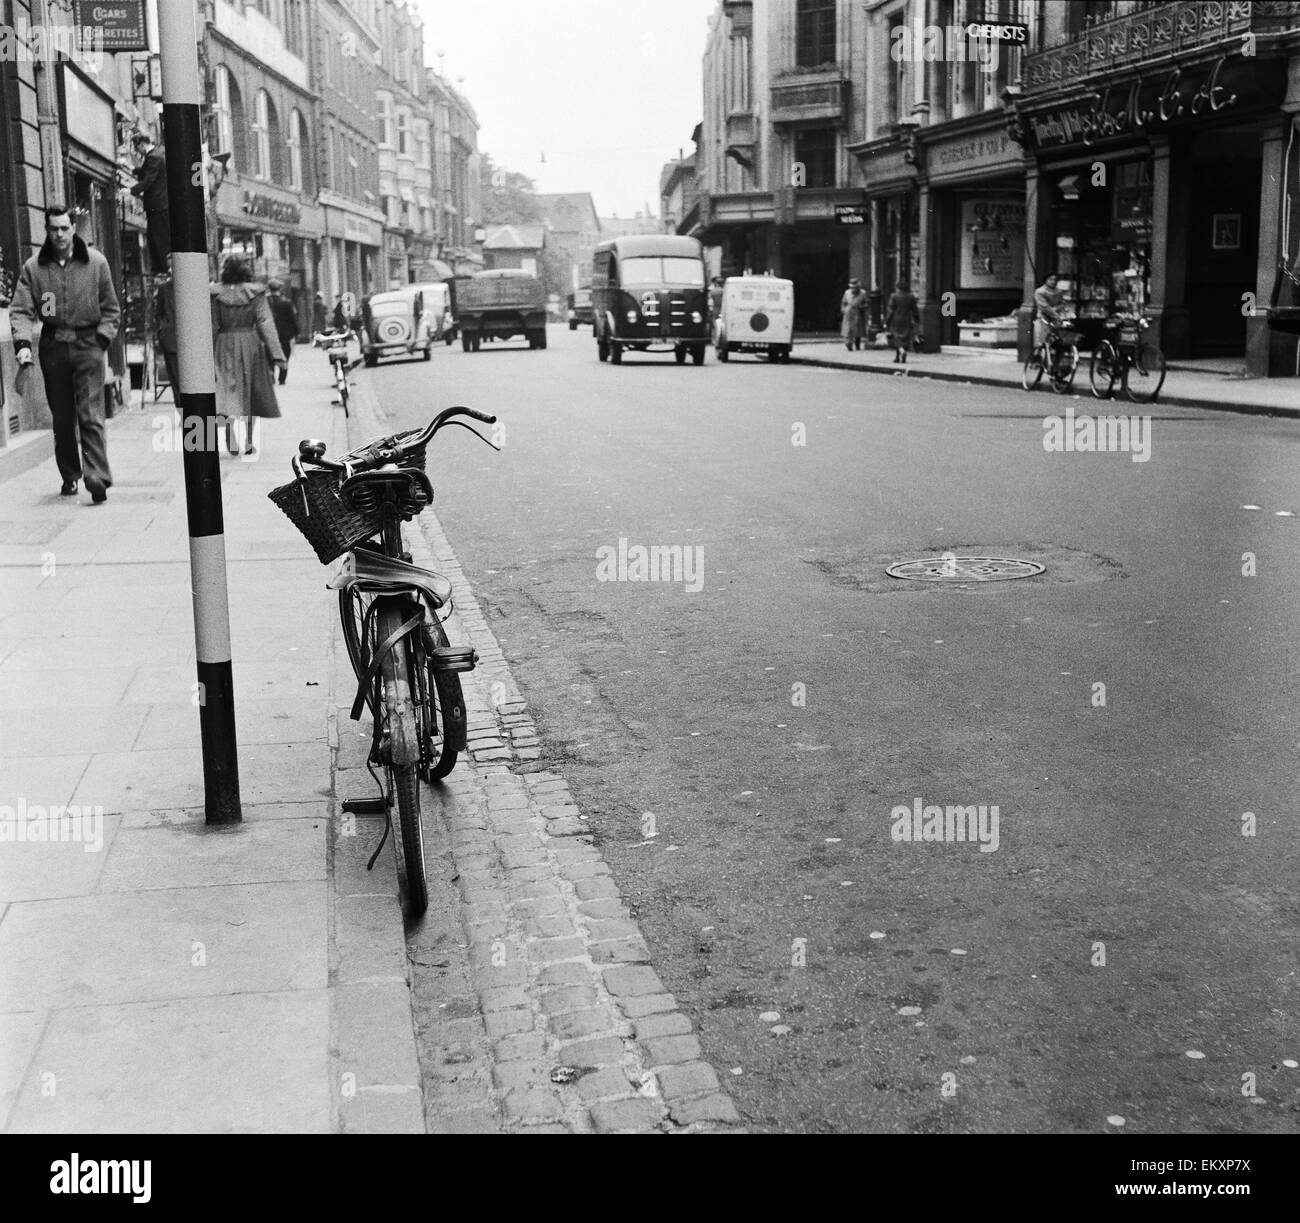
[268,294,299,347]
[9,234,121,352]
[1033,283,1064,321]
[131,147,168,213]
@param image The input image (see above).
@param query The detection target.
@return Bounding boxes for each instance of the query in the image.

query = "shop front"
[849,135,919,339]
[322,202,383,303]
[921,124,1026,348]
[1012,48,1291,370]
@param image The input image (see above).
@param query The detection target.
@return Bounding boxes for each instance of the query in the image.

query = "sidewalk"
[789,338,1300,417]
[0,351,744,1134]
[0,362,423,1133]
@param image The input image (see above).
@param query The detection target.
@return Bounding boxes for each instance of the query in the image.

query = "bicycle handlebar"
[295,406,498,475]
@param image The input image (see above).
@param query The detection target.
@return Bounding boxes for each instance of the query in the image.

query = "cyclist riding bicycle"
[1033,273,1065,350]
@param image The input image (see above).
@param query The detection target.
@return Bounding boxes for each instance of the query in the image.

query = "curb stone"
[349,376,744,1133]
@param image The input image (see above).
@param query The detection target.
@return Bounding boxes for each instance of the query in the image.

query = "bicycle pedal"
[341,796,388,816]
[428,646,478,673]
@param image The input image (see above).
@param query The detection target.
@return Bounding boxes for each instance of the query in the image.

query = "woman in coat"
[885,278,921,365]
[840,278,867,350]
[212,257,285,455]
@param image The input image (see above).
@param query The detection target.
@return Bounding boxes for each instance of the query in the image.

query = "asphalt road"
[369,322,1299,1133]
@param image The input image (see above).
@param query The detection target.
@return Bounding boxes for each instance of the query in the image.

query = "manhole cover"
[886,556,1046,583]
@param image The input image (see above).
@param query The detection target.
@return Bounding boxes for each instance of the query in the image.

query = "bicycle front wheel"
[1124,343,1167,404]
[1089,341,1118,398]
[1022,348,1044,391]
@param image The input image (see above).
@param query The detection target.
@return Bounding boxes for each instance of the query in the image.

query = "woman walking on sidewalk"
[885,279,921,365]
[212,257,285,455]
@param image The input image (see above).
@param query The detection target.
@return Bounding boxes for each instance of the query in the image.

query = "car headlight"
[626,309,638,324]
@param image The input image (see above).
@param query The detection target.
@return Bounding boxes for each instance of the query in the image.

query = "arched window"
[252,90,276,181]
[288,108,309,192]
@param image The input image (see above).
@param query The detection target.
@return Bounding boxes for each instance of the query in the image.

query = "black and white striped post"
[158,1,241,825]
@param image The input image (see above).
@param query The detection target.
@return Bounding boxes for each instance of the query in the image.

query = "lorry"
[456,269,548,351]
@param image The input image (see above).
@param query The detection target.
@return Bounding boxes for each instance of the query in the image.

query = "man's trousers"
[39,337,113,492]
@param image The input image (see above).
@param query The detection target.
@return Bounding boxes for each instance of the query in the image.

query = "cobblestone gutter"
[351,381,743,1134]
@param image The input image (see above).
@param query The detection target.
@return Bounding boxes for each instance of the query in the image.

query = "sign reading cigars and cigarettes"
[72,0,148,52]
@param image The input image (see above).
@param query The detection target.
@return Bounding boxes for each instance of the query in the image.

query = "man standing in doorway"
[267,282,299,385]
[10,205,121,503]
[130,133,170,273]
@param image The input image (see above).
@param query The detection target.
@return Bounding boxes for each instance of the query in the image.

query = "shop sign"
[242,192,301,227]
[342,213,381,245]
[960,199,1026,291]
[834,204,869,226]
[1025,55,1259,150]
[1112,214,1152,241]
[61,65,115,161]
[72,0,147,51]
[930,130,1018,176]
[964,22,1028,46]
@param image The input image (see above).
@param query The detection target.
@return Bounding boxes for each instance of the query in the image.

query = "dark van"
[592,235,710,365]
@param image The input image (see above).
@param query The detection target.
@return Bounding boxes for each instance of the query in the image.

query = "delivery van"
[713,274,794,363]
[592,235,710,365]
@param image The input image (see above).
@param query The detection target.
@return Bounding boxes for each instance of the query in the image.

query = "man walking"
[130,133,170,273]
[10,205,121,502]
[267,281,299,385]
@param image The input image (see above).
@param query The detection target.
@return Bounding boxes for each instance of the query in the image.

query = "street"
[375,322,1298,1134]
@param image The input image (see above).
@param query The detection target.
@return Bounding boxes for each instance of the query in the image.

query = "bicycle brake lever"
[439,419,501,451]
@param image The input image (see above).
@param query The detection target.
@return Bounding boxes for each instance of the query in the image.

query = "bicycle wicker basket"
[267,469,378,564]
[1057,328,1081,347]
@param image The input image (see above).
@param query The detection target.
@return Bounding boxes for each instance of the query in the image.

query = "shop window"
[795,0,836,69]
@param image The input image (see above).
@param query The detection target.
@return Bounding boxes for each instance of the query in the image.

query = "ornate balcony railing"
[1023,0,1300,89]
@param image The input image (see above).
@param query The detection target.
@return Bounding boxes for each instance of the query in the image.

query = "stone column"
[1247,116,1295,378]
[1018,160,1040,361]
[1147,137,1190,359]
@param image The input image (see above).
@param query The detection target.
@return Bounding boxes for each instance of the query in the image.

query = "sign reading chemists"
[72,0,147,52]
[965,22,1028,46]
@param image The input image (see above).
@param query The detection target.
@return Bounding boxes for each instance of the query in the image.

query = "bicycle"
[313,329,360,417]
[1089,314,1167,404]
[1022,319,1080,394]
[268,407,499,914]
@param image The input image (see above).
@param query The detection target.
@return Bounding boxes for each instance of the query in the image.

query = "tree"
[479,153,541,225]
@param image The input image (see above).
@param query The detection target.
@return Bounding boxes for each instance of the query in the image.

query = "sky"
[417,0,720,220]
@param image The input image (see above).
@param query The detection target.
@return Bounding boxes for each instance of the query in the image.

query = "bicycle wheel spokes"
[1125,343,1167,404]
[1089,342,1118,398]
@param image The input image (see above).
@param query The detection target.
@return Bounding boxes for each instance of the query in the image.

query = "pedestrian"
[885,278,921,364]
[153,270,180,399]
[331,295,348,332]
[312,291,327,335]
[266,280,299,385]
[10,204,120,502]
[211,256,285,457]
[840,278,867,350]
[130,133,170,273]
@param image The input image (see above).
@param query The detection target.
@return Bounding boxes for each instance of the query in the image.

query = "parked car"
[592,235,710,364]
[567,287,594,331]
[457,270,548,351]
[713,274,795,363]
[358,287,434,366]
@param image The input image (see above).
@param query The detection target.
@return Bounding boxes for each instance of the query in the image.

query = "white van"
[713,275,794,363]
